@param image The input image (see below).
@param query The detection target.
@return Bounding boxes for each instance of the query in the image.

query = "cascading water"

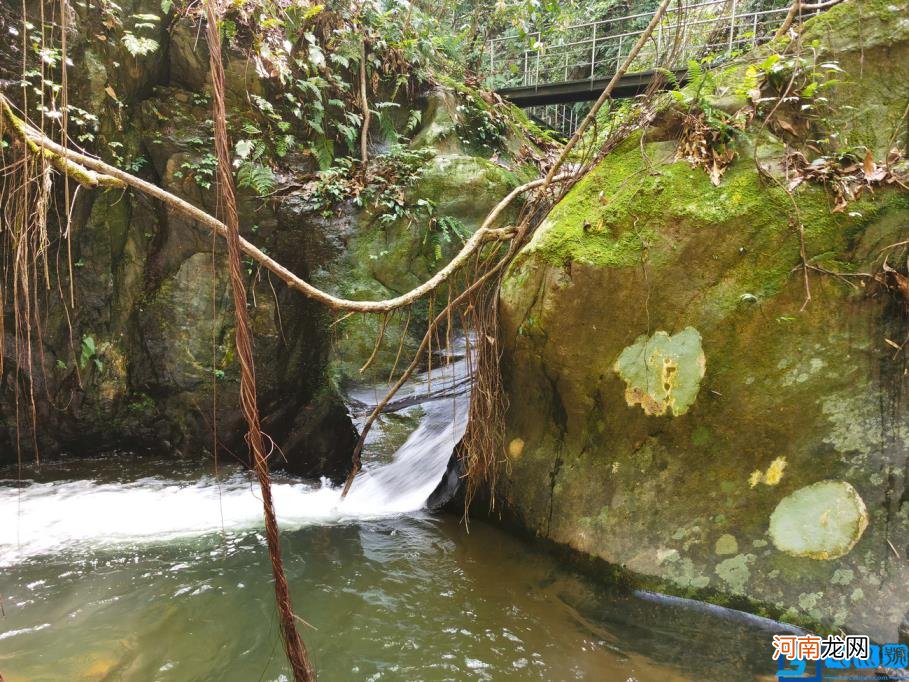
[0,341,471,567]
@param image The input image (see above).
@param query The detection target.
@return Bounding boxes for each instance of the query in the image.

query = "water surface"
[0,459,788,681]
[0,348,789,680]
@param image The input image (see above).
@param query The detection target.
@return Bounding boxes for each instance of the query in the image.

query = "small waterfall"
[0,342,471,565]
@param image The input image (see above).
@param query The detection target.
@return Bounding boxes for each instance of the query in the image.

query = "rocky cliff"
[0,0,537,476]
[497,0,909,640]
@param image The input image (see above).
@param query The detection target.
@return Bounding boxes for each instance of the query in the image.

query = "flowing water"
[0,347,793,681]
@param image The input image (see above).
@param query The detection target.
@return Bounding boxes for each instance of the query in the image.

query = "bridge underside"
[496,68,686,107]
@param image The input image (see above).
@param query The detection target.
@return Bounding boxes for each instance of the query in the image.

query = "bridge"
[483,0,815,134]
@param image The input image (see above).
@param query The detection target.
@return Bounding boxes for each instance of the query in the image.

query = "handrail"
[484,0,810,91]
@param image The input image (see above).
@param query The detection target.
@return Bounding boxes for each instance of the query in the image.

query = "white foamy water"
[0,345,470,566]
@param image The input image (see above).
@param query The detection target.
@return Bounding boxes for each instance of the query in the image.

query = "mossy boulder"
[497,0,909,641]
[300,90,535,384]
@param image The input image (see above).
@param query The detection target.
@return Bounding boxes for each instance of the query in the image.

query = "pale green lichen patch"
[715,554,755,595]
[613,327,706,416]
[715,533,739,555]
[769,481,869,560]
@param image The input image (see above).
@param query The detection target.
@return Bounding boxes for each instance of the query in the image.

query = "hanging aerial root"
[204,1,314,678]
[1,92,565,314]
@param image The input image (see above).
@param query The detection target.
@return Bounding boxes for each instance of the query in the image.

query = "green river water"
[0,458,789,682]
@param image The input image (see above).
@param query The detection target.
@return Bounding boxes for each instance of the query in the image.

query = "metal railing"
[528,103,591,138]
[485,0,813,91]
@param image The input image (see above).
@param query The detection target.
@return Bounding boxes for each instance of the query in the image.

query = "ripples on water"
[0,347,790,680]
[0,462,794,682]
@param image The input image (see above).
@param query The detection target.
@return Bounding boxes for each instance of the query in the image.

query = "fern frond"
[236,162,277,197]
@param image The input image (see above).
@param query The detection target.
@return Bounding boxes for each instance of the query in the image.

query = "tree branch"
[1,97,124,189]
[1,93,566,313]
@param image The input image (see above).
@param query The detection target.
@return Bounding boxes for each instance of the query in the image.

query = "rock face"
[0,1,532,475]
[0,1,357,476]
[497,1,909,640]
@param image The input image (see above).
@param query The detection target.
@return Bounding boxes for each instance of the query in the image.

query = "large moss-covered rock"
[0,0,537,475]
[303,90,534,384]
[497,1,909,641]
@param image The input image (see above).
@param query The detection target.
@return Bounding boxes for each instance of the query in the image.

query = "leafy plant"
[174,153,218,190]
[236,162,277,196]
[79,336,103,372]
[121,32,159,56]
[425,215,469,263]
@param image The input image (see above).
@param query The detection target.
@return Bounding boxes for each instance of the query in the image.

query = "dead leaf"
[863,149,875,177]
[775,117,798,136]
[787,176,805,191]
[882,261,909,302]
[867,167,887,183]
[885,338,901,350]
[104,85,118,101]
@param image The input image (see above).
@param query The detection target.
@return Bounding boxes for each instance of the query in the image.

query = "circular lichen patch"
[507,438,525,460]
[769,481,868,560]
[715,533,738,556]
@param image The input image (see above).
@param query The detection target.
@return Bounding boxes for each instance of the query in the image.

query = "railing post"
[617,34,623,73]
[728,0,738,56]
[753,11,758,49]
[658,18,663,63]
[590,23,597,85]
[523,49,529,86]
[489,40,495,86]
[535,49,540,88]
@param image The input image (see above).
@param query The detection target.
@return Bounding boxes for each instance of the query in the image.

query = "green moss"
[126,392,157,415]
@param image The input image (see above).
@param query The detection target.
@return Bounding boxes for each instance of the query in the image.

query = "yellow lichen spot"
[763,457,787,486]
[507,437,525,460]
[749,457,788,487]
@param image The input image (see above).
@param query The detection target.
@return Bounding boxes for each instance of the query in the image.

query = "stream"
[0,344,793,681]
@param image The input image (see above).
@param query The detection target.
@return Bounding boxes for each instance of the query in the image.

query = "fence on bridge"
[484,0,810,94]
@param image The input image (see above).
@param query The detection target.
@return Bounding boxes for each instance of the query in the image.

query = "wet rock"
[769,481,868,561]
[496,0,909,642]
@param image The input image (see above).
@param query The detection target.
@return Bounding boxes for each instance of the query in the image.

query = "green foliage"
[751,45,847,151]
[310,136,335,171]
[236,162,277,196]
[121,12,160,57]
[79,336,103,372]
[174,153,217,190]
[306,145,434,221]
[455,97,509,152]
[425,215,470,263]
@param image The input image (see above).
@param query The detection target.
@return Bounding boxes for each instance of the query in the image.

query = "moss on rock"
[496,0,909,641]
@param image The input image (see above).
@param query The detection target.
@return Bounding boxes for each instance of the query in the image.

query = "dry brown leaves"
[785,147,909,212]
[878,260,909,303]
[675,111,739,186]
